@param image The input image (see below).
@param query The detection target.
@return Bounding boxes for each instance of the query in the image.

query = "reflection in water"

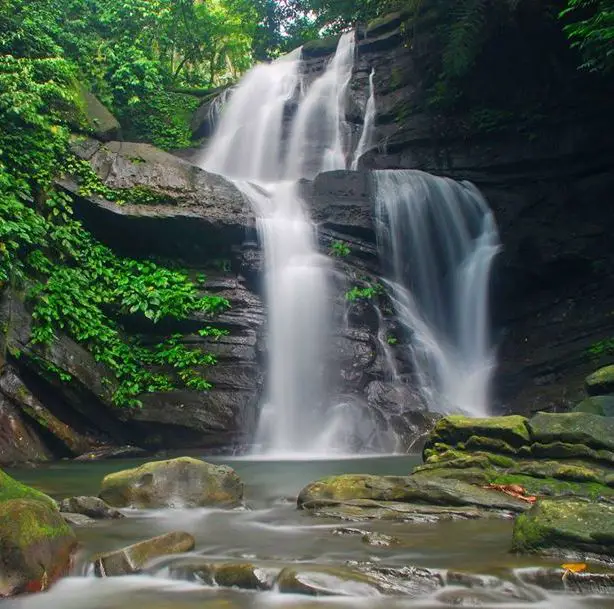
[5,456,614,608]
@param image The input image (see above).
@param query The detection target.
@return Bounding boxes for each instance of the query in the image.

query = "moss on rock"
[0,469,56,509]
[585,365,614,396]
[512,498,614,558]
[0,499,76,596]
[99,456,243,509]
[574,395,614,416]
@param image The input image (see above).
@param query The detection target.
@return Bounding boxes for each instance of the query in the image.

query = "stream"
[4,455,614,608]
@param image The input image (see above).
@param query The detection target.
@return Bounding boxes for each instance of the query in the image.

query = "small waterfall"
[351,69,376,170]
[372,170,500,417]
[200,32,366,455]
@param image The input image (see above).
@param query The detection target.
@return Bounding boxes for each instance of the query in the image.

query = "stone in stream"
[332,527,400,547]
[298,473,529,522]
[0,468,57,508]
[58,496,124,520]
[61,512,96,527]
[98,456,243,508]
[93,531,195,576]
[512,498,614,560]
[0,499,77,596]
[516,567,614,595]
[585,365,614,396]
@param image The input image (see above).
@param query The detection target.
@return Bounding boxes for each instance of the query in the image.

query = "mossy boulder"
[298,474,528,514]
[512,498,614,558]
[585,365,614,396]
[0,499,77,596]
[528,412,614,453]
[93,531,195,576]
[424,415,530,456]
[0,469,56,508]
[99,456,243,508]
[574,395,614,417]
[76,85,122,141]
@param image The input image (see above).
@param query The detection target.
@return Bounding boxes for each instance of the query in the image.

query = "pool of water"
[4,455,614,608]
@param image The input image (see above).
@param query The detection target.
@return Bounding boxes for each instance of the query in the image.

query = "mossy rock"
[530,441,614,465]
[512,498,614,558]
[366,10,411,37]
[585,365,614,396]
[528,412,614,453]
[0,469,56,509]
[58,496,123,520]
[302,35,341,58]
[297,474,528,513]
[424,415,529,455]
[99,456,243,509]
[75,85,122,141]
[93,531,195,576]
[574,395,614,417]
[0,499,77,596]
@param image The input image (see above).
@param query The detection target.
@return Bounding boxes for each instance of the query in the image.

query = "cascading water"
[372,170,501,417]
[199,33,365,455]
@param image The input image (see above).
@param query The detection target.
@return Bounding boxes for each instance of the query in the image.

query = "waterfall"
[372,170,501,417]
[351,69,376,170]
[200,32,365,455]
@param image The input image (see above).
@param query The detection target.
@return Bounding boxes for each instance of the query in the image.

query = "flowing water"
[5,457,614,609]
[199,33,367,456]
[372,171,501,416]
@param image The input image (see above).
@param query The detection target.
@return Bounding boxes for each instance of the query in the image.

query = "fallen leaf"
[562,563,587,573]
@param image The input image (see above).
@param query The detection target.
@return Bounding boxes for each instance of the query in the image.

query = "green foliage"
[330,240,351,258]
[386,335,398,345]
[560,0,614,72]
[345,283,385,302]
[588,338,614,359]
[0,1,231,408]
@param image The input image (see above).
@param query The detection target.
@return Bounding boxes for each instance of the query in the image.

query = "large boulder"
[573,395,614,417]
[99,456,243,508]
[585,365,614,397]
[0,499,77,596]
[94,531,195,576]
[0,469,56,508]
[77,86,122,141]
[512,498,614,559]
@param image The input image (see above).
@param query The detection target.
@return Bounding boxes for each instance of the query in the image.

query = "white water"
[372,170,500,417]
[199,33,365,455]
[351,69,376,170]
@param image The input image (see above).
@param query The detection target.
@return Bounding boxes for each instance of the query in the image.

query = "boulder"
[77,86,122,141]
[574,395,614,417]
[298,474,529,515]
[93,531,195,576]
[516,567,614,595]
[61,512,96,527]
[0,469,56,508]
[276,566,382,597]
[0,499,77,596]
[99,456,243,508]
[423,415,530,454]
[58,496,123,520]
[528,412,614,453]
[586,365,614,396]
[512,498,614,559]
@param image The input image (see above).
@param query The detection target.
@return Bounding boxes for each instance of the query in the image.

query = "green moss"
[490,473,614,501]
[464,435,520,455]
[302,35,341,56]
[0,469,56,508]
[0,499,72,548]
[586,365,614,395]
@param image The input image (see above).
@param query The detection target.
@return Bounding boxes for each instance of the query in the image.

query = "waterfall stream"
[200,31,500,454]
[372,171,501,416]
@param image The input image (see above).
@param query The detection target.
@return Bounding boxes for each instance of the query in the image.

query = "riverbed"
[4,455,614,608]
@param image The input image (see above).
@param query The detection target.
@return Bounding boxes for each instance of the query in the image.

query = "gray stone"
[58,496,124,520]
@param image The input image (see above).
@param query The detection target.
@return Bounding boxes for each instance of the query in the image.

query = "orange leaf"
[562,563,587,573]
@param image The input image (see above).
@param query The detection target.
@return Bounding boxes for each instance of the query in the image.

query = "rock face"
[512,499,614,560]
[94,531,195,576]
[0,497,77,596]
[99,457,243,508]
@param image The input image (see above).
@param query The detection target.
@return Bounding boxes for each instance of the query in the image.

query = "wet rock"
[276,565,382,596]
[512,498,614,559]
[99,456,243,508]
[61,512,96,526]
[586,366,614,396]
[298,474,529,514]
[528,412,614,453]
[58,496,123,520]
[423,415,530,455]
[331,527,399,546]
[93,531,195,576]
[516,567,614,595]
[0,468,56,508]
[0,499,77,596]
[573,395,614,417]
[74,445,150,461]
